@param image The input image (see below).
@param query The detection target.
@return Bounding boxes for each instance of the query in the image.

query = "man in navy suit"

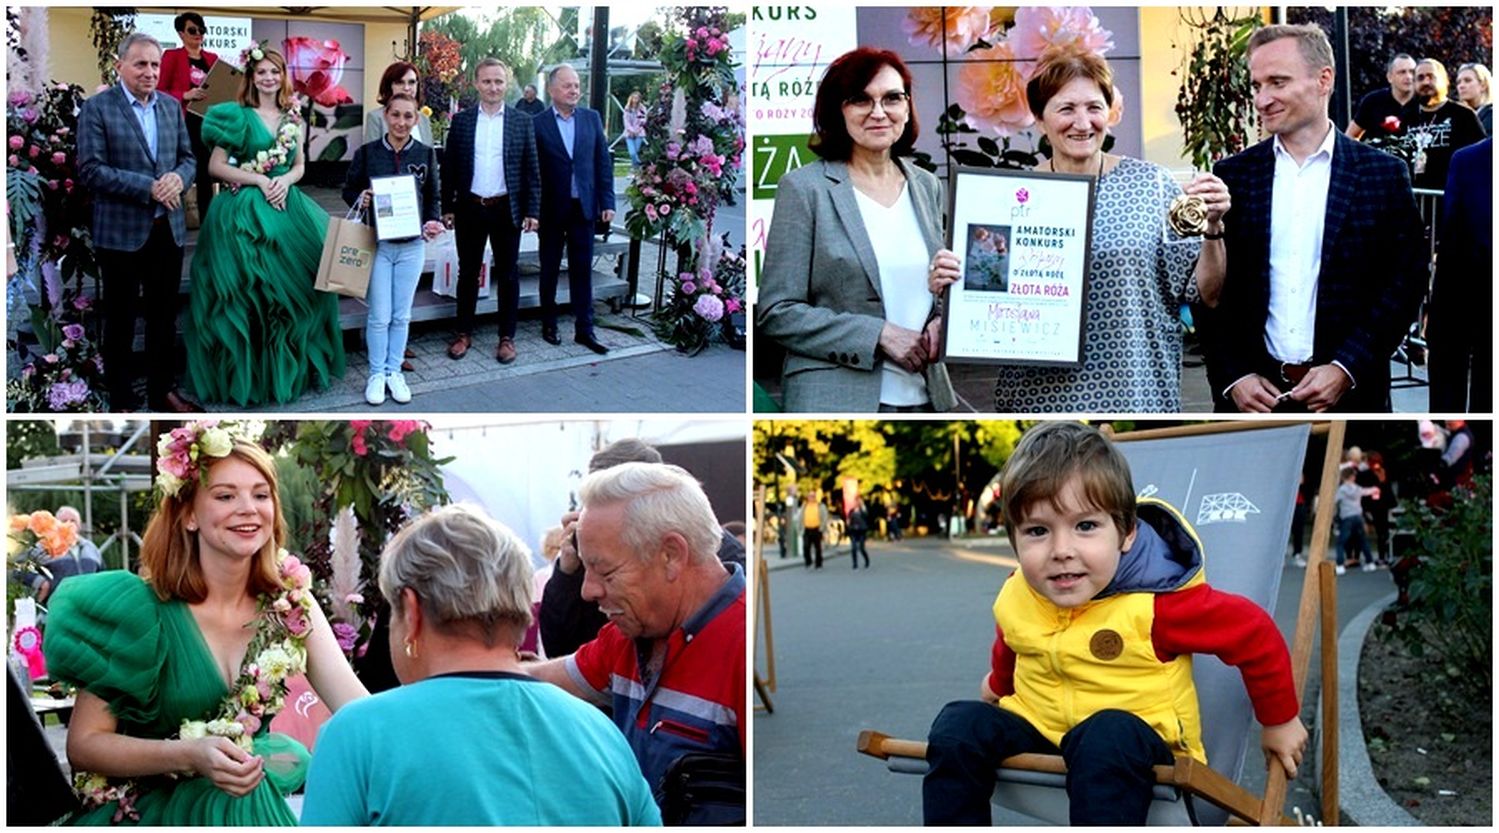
[1207,24,1425,413]
[440,57,541,365]
[77,32,200,412]
[533,64,614,355]
[1427,138,1492,412]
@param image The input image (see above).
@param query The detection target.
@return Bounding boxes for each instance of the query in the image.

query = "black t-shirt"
[1353,88,1407,135]
[1399,99,1485,189]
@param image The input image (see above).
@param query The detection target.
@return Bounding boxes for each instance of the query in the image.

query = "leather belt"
[469,194,508,207]
[1278,362,1314,385]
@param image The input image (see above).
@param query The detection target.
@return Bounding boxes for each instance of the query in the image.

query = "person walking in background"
[847,499,870,570]
[1334,466,1379,576]
[802,489,826,569]
[887,503,904,541]
[1288,473,1310,568]
[622,90,647,166]
[158,12,218,220]
[533,64,614,355]
[78,32,201,412]
[1360,451,1395,567]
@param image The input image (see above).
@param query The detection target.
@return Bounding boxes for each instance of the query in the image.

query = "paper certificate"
[370,174,422,241]
[940,167,1097,366]
[186,59,243,118]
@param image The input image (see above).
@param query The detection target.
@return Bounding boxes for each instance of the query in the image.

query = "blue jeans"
[1336,514,1370,566]
[365,237,424,378]
[625,135,643,165]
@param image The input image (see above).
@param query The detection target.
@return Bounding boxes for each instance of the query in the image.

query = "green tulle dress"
[185,103,345,407]
[43,571,309,825]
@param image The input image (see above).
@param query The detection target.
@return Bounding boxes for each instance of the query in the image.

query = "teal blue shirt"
[300,673,662,826]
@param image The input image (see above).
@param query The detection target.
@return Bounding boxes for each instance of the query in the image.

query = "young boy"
[1334,465,1380,574]
[924,423,1307,825]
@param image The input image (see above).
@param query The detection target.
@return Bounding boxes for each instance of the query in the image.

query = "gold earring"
[403,641,417,659]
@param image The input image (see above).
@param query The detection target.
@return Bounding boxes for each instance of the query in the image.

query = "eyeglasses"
[183,26,202,35]
[844,91,910,115]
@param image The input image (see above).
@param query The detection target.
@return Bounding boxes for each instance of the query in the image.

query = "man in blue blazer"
[533,64,614,354]
[1207,24,1425,413]
[440,58,541,364]
[1427,138,1492,412]
[77,32,200,412]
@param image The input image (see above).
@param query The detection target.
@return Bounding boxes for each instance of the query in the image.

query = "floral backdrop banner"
[746,4,858,297]
[251,19,365,163]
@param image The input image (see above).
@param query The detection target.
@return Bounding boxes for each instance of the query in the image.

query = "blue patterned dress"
[993,157,1202,412]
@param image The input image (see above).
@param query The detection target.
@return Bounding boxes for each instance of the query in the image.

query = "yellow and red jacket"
[987,498,1298,763]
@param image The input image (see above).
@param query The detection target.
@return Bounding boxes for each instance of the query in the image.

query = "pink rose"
[7,155,17,167]
[351,432,368,457]
[660,203,672,216]
[284,606,310,637]
[645,204,659,221]
[7,135,22,150]
[1008,6,1115,61]
[51,151,66,165]
[28,145,40,158]
[236,711,262,735]
[956,41,1036,137]
[282,36,355,107]
[903,7,993,57]
[725,298,742,314]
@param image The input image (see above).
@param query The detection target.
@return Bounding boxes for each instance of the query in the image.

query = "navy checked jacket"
[1208,131,1426,411]
[440,104,541,228]
[76,84,197,251]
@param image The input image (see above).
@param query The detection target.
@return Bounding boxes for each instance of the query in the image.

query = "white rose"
[156,471,183,496]
[198,427,233,458]
[179,720,208,740]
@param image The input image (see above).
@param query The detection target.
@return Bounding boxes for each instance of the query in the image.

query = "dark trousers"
[537,198,596,337]
[1290,502,1308,556]
[849,531,868,568]
[924,702,1174,826]
[97,220,183,407]
[802,527,822,568]
[185,112,214,219]
[454,197,523,338]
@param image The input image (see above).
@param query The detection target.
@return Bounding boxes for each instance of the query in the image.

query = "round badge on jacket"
[1089,628,1124,661]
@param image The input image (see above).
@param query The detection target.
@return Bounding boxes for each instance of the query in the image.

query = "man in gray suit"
[77,32,199,412]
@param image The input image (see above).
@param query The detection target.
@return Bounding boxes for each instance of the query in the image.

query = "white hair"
[579,463,721,564]
[117,31,163,60]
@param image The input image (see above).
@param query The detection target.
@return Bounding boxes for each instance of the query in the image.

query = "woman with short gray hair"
[301,504,661,825]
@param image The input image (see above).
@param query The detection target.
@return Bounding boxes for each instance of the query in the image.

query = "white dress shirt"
[1264,122,1335,364]
[855,183,932,407]
[470,104,508,198]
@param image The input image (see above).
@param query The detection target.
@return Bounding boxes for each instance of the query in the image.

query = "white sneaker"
[1292,555,1308,567]
[364,375,386,405]
[1362,562,1377,572]
[1334,564,1346,576]
[386,372,411,404]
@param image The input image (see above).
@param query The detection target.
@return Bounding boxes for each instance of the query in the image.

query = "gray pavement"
[752,534,1396,825]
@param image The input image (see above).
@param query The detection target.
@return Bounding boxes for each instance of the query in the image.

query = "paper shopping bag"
[430,233,492,300]
[316,208,375,299]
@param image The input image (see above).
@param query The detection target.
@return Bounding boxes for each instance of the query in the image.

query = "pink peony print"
[955,41,1035,136]
[1008,6,1114,61]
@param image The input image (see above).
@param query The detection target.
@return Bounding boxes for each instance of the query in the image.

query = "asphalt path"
[751,535,1398,825]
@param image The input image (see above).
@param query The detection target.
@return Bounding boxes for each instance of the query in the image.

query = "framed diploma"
[186,59,243,118]
[370,174,422,240]
[939,167,1097,367]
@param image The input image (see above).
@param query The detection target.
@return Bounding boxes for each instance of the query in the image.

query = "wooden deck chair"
[858,422,1346,825]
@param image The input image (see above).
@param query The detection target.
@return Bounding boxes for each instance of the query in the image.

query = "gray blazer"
[76,84,196,251]
[757,157,956,412]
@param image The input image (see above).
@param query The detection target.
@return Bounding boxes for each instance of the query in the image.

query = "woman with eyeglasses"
[757,47,956,412]
[160,12,220,217]
[365,62,435,146]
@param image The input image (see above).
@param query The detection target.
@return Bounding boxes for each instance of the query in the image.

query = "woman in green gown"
[185,47,346,407]
[43,424,368,824]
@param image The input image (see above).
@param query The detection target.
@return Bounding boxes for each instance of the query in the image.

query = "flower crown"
[238,39,272,69]
[156,420,267,498]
